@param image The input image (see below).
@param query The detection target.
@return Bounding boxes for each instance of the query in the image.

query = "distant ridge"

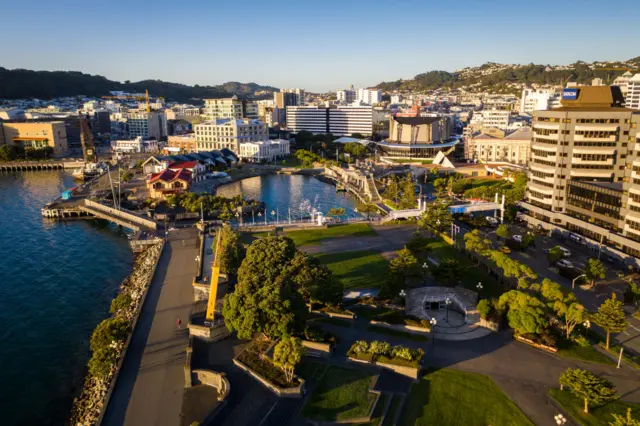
[0,67,279,101]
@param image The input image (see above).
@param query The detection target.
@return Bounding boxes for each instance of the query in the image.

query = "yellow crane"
[101,90,163,112]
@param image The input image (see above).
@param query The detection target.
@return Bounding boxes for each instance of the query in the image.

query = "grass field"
[315,250,388,290]
[287,223,377,246]
[556,339,615,366]
[423,238,503,298]
[301,366,377,422]
[399,369,533,426]
[549,389,640,426]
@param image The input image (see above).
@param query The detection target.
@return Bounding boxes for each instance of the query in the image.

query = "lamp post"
[422,262,429,284]
[477,282,483,291]
[445,297,452,324]
[430,317,437,344]
[271,209,276,225]
[399,289,406,306]
[583,320,591,339]
[572,273,587,289]
[554,414,566,425]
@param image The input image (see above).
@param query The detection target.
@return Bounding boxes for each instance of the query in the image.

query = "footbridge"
[382,195,505,223]
[78,199,159,231]
[323,166,387,209]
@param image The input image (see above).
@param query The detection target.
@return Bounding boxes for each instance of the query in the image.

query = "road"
[102,228,198,426]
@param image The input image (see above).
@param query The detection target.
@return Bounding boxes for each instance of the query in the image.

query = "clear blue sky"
[1,0,638,92]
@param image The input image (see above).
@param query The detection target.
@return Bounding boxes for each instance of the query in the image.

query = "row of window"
[573,154,614,161]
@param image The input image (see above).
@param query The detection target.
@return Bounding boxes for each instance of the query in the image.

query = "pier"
[0,160,86,172]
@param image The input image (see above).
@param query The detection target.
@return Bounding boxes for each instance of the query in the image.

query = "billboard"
[562,88,579,100]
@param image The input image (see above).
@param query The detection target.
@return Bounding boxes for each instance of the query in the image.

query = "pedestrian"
[176,318,182,329]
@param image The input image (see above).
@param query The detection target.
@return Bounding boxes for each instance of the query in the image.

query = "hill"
[376,57,640,94]
[0,67,279,101]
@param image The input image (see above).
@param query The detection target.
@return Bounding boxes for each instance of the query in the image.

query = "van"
[558,246,571,257]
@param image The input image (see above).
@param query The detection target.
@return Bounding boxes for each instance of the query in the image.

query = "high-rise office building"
[286,105,373,136]
[194,118,267,152]
[356,88,382,105]
[202,96,258,120]
[521,85,640,263]
[626,74,640,110]
[127,111,163,139]
[337,89,356,104]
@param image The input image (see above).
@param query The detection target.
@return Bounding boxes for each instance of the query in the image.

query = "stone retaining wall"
[479,318,501,331]
[515,335,557,353]
[347,356,420,380]
[311,309,355,320]
[301,340,332,358]
[188,322,231,341]
[369,320,430,335]
[191,370,230,401]
[232,358,305,398]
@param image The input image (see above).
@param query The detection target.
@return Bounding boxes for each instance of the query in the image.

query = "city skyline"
[1,0,639,92]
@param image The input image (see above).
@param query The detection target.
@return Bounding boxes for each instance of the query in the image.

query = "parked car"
[558,246,572,257]
[512,235,523,243]
[568,233,583,244]
[499,246,511,254]
[486,217,499,226]
[557,259,574,269]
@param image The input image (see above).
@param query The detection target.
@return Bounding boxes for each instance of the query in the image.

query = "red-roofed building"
[147,168,192,199]
[168,160,206,181]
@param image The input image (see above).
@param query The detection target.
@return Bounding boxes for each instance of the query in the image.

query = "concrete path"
[103,228,198,426]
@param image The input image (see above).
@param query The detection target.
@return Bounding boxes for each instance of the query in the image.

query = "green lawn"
[279,156,303,168]
[286,223,377,247]
[301,366,377,422]
[556,340,615,365]
[549,389,640,426]
[356,393,389,426]
[423,238,504,298]
[399,369,533,426]
[315,250,389,290]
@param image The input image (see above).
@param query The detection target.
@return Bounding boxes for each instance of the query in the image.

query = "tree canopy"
[273,336,305,384]
[497,290,548,335]
[592,293,628,349]
[559,368,617,413]
[218,225,246,276]
[585,258,606,287]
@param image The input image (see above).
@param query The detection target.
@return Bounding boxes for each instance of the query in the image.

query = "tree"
[219,204,234,222]
[521,233,536,249]
[90,317,131,352]
[120,169,133,183]
[222,237,308,340]
[356,203,377,221]
[564,303,588,339]
[418,201,453,233]
[464,229,492,257]
[610,408,640,426]
[400,174,417,209]
[592,293,628,350]
[384,248,419,297]
[110,293,133,316]
[432,258,463,285]
[273,336,305,384]
[433,178,447,197]
[88,347,118,378]
[547,246,564,265]
[286,251,342,306]
[0,144,18,162]
[585,258,606,288]
[488,250,537,288]
[327,207,346,221]
[496,224,510,239]
[497,290,548,335]
[385,175,400,204]
[559,368,617,413]
[218,225,246,276]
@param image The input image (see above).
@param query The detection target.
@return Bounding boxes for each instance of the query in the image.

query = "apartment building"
[127,111,164,139]
[239,139,290,162]
[167,134,197,153]
[0,121,68,156]
[337,89,356,104]
[356,88,382,105]
[626,74,640,110]
[520,85,640,264]
[286,106,373,136]
[201,96,258,120]
[194,118,267,152]
[467,127,531,165]
[482,108,511,130]
[613,71,634,96]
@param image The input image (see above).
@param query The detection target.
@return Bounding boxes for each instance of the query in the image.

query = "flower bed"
[347,340,423,368]
[236,341,301,389]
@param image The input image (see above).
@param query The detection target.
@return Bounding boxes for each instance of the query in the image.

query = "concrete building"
[111,136,160,154]
[194,118,267,152]
[376,115,455,159]
[625,74,640,110]
[356,88,382,105]
[285,105,373,136]
[0,108,25,121]
[390,94,403,104]
[337,89,356,104]
[167,135,197,153]
[520,85,640,264]
[482,108,511,130]
[0,121,68,156]
[201,96,258,120]
[466,127,531,165]
[239,139,290,162]
[519,89,561,114]
[127,111,163,139]
[613,71,634,96]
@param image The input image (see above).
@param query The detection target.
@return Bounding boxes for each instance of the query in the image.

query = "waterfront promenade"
[103,228,198,426]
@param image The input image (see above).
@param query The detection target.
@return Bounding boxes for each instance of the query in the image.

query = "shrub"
[572,335,591,348]
[110,293,133,315]
[477,299,492,320]
[304,325,325,342]
[88,347,118,378]
[391,346,424,361]
[90,317,131,352]
[369,340,391,356]
[539,331,557,348]
[351,340,370,355]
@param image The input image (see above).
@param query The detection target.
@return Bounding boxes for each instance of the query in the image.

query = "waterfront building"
[0,121,68,156]
[194,118,267,152]
[111,136,160,154]
[626,74,640,110]
[375,115,455,159]
[466,127,531,165]
[239,139,290,162]
[201,96,258,120]
[356,88,382,105]
[167,134,197,153]
[147,168,192,199]
[286,105,373,136]
[520,85,640,264]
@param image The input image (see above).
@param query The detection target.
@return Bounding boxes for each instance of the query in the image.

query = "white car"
[512,235,523,243]
[557,259,574,269]
[486,217,499,226]
[558,246,571,257]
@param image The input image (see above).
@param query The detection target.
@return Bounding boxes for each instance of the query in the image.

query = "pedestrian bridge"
[79,199,158,231]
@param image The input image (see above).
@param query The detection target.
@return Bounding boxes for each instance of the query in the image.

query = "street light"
[554,414,566,425]
[583,320,591,338]
[572,273,587,289]
[477,282,483,290]
[445,297,452,323]
[430,317,437,344]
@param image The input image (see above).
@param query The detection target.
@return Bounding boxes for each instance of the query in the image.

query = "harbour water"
[0,170,133,426]
[216,174,360,222]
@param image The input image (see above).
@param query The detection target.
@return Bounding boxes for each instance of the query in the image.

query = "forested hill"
[0,67,278,100]
[376,57,640,93]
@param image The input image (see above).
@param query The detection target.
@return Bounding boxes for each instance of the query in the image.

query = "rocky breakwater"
[69,242,164,426]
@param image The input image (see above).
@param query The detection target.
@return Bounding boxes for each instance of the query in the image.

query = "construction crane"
[79,114,98,163]
[101,90,163,112]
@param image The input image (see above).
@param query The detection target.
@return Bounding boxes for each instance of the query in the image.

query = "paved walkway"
[103,228,198,426]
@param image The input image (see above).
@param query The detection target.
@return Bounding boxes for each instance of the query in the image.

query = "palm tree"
[327,207,346,222]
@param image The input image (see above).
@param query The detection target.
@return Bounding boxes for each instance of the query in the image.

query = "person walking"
[176,318,182,329]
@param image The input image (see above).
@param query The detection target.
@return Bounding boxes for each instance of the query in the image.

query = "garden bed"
[549,388,640,426]
[236,340,301,389]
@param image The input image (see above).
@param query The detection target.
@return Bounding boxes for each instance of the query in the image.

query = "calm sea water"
[0,170,133,426]
[216,174,360,222]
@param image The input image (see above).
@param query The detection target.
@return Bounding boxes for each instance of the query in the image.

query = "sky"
[1,0,639,92]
